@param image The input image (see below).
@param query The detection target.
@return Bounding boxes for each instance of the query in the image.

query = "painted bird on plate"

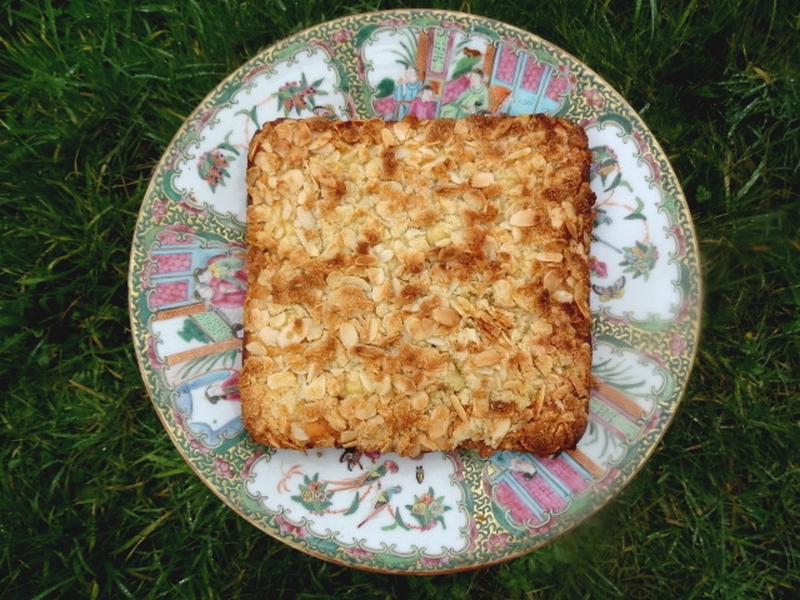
[357,485,402,528]
[326,459,400,492]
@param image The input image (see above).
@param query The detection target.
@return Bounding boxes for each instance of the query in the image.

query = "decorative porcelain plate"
[129,10,701,573]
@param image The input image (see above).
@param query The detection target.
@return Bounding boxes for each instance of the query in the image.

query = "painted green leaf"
[375,77,395,99]
[344,492,360,516]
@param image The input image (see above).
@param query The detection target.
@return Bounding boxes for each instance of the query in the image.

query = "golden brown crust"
[241,114,593,457]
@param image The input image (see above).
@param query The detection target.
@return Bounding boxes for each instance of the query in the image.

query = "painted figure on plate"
[194,254,247,312]
[407,84,438,119]
[440,68,490,117]
[393,66,424,118]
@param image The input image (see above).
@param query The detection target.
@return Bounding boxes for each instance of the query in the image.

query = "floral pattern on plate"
[129,9,701,574]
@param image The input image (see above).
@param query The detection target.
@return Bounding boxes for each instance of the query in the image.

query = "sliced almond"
[553,289,574,303]
[257,326,279,346]
[410,391,430,411]
[304,375,326,401]
[405,316,437,340]
[535,251,563,263]
[429,405,451,439]
[509,208,537,227]
[392,374,417,395]
[542,270,562,292]
[354,402,378,421]
[308,129,333,151]
[268,371,297,390]
[381,127,397,147]
[472,393,490,418]
[432,306,461,327]
[295,206,317,229]
[290,422,310,441]
[338,322,359,348]
[354,254,378,266]
[450,394,469,422]
[308,161,338,188]
[548,205,566,229]
[393,120,411,141]
[470,348,504,367]
[470,172,495,188]
[351,344,386,361]
[282,169,305,193]
[490,417,512,444]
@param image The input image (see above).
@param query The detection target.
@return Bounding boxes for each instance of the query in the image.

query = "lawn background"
[1,0,799,598]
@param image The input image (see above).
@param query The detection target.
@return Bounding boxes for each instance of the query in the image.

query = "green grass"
[2,0,799,598]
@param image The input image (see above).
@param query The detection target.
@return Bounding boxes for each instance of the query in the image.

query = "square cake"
[241,114,594,457]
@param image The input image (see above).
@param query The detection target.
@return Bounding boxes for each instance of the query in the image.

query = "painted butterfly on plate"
[592,276,626,302]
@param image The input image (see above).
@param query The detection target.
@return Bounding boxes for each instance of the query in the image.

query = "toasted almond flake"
[533,386,546,418]
[393,120,411,141]
[365,316,379,343]
[509,208,537,227]
[277,321,308,347]
[268,371,297,390]
[307,129,333,150]
[432,306,461,327]
[313,142,335,155]
[554,289,574,303]
[341,227,358,250]
[543,270,562,292]
[376,374,392,396]
[490,417,512,444]
[338,322,359,348]
[371,283,391,303]
[306,361,318,382]
[553,383,573,400]
[290,422,309,441]
[308,161,338,188]
[473,393,490,418]
[355,402,378,421]
[295,206,316,229]
[351,344,386,361]
[535,353,554,375]
[340,275,370,291]
[354,254,378,266]
[382,310,404,334]
[244,341,267,356]
[535,251,563,263]
[429,405,451,439]
[470,172,495,188]
[274,122,292,141]
[375,248,394,263]
[358,372,376,393]
[381,128,397,146]
[282,169,305,192]
[470,348,504,367]
[508,147,532,160]
[392,374,417,395]
[410,391,430,411]
[291,122,312,146]
[258,326,279,346]
[549,205,566,229]
[450,394,469,422]
[304,375,326,400]
[339,429,358,444]
[462,190,486,210]
[405,315,437,340]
